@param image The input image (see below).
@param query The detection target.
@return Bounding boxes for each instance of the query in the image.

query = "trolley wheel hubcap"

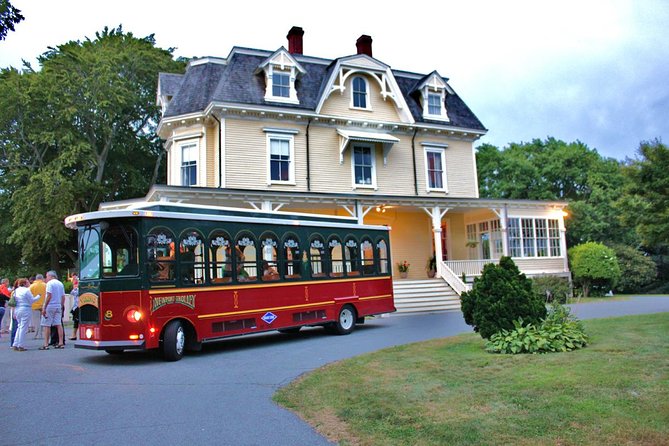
[340,307,354,330]
[175,326,185,355]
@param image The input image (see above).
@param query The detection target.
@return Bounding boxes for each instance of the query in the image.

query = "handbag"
[7,291,16,307]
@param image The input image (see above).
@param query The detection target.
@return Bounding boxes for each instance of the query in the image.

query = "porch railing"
[439,261,471,295]
[444,259,499,279]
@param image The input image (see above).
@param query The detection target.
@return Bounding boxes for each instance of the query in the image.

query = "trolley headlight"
[85,328,93,339]
[126,309,143,323]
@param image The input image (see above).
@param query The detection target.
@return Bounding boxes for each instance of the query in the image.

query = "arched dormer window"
[352,76,368,109]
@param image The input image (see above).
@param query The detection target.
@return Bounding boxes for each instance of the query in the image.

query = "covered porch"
[127,185,570,296]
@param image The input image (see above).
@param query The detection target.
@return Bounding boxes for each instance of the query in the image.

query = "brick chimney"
[356,34,373,57]
[287,26,304,55]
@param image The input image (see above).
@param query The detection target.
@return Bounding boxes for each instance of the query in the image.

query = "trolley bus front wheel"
[162,320,185,361]
[328,304,357,335]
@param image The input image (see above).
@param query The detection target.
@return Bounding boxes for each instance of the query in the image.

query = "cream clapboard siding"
[320,74,402,123]
[308,126,416,195]
[205,124,217,187]
[445,213,468,260]
[167,124,206,186]
[224,118,308,191]
[366,209,433,280]
[514,258,567,273]
[415,136,478,198]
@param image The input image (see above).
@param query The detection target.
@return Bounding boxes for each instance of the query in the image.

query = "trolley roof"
[64,201,390,232]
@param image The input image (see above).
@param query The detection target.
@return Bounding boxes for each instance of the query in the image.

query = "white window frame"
[422,143,448,192]
[422,88,449,121]
[350,76,371,110]
[266,133,296,186]
[507,217,562,258]
[350,143,377,190]
[177,140,200,187]
[264,64,299,105]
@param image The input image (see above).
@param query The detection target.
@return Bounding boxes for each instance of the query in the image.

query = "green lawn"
[274,313,669,446]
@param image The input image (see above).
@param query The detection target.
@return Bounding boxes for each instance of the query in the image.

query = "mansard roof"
[161,47,485,132]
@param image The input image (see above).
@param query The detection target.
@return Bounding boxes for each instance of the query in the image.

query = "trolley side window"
[377,238,389,275]
[281,234,302,280]
[80,227,100,280]
[179,230,205,285]
[235,233,258,282]
[209,231,232,284]
[344,237,361,276]
[102,225,139,277]
[361,238,375,275]
[147,228,176,282]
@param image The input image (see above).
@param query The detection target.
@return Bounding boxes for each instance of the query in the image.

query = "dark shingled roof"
[158,73,184,97]
[162,48,486,132]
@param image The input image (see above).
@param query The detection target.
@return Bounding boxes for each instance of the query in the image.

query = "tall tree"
[0,26,184,271]
[0,0,23,40]
[476,138,633,246]
[618,139,669,248]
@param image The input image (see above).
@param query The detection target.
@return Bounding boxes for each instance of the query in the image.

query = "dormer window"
[416,71,451,122]
[257,48,306,105]
[272,72,290,98]
[352,76,368,109]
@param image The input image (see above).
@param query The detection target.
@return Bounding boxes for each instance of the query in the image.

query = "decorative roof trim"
[188,57,228,68]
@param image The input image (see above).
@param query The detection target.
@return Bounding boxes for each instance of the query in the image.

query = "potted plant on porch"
[426,254,436,278]
[397,260,410,279]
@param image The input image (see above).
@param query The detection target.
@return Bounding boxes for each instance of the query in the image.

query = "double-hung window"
[272,72,290,98]
[352,76,368,109]
[266,132,295,184]
[181,143,197,186]
[428,93,442,115]
[352,145,375,188]
[423,144,447,191]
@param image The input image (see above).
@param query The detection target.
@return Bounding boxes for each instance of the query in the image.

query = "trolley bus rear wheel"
[163,320,185,361]
[329,304,356,335]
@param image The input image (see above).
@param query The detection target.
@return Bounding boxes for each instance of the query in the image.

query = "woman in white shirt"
[11,278,39,351]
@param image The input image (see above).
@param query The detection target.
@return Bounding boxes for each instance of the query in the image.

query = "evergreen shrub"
[461,256,547,339]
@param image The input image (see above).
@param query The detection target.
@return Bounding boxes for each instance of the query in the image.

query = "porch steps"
[392,279,461,313]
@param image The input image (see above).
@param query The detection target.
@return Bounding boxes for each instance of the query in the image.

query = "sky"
[1,0,667,160]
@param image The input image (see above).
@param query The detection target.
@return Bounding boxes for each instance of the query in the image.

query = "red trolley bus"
[65,202,395,360]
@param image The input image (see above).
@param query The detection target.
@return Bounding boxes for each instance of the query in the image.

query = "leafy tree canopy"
[617,140,669,249]
[0,0,23,40]
[476,137,634,246]
[568,242,620,297]
[0,26,185,272]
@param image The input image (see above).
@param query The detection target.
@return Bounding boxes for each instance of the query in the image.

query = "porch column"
[500,206,509,256]
[423,206,450,278]
[492,207,509,257]
[559,213,569,272]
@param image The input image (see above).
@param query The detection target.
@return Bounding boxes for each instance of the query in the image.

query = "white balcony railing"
[444,259,500,279]
[438,261,472,295]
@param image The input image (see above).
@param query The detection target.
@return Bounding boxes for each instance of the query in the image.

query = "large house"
[120,27,569,309]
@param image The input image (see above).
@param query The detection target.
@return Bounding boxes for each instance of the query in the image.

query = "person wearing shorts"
[40,271,65,350]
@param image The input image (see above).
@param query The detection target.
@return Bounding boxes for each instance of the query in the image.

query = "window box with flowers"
[397,260,410,279]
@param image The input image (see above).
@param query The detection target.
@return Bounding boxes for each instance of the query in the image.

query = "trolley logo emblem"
[151,294,196,313]
[261,312,277,324]
[104,310,113,321]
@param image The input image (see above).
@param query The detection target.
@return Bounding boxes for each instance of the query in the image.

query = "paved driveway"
[2,296,668,446]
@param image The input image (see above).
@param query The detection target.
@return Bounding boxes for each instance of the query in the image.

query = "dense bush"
[486,304,588,354]
[608,244,657,293]
[569,242,620,297]
[461,256,547,339]
[532,275,572,303]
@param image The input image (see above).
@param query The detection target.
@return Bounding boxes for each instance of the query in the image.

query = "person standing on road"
[29,274,46,339]
[40,271,65,350]
[0,278,11,334]
[11,278,40,351]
